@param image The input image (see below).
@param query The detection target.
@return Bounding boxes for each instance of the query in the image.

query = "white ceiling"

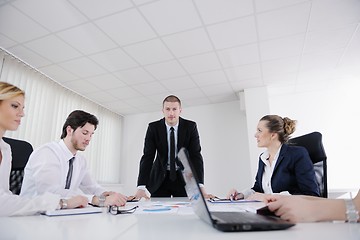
[1,0,359,115]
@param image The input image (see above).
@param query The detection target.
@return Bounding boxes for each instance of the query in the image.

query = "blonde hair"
[0,82,25,102]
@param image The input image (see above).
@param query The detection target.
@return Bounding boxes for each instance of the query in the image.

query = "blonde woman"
[0,82,87,216]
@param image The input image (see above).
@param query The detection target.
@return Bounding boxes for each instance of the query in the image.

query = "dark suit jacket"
[252,144,320,196]
[137,117,204,194]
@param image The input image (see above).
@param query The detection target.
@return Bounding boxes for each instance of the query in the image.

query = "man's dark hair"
[60,110,99,139]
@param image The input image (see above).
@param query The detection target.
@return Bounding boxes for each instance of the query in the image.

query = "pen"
[230,192,242,201]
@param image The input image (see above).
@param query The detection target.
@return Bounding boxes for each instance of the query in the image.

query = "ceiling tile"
[262,56,300,77]
[24,35,82,63]
[207,16,257,49]
[145,60,187,80]
[257,2,311,40]
[230,78,263,91]
[0,5,48,42]
[181,97,211,107]
[8,45,51,68]
[173,88,207,100]
[303,25,357,54]
[300,49,344,71]
[132,81,168,95]
[179,52,222,74]
[225,63,262,82]
[139,0,202,35]
[123,39,173,65]
[162,28,213,58]
[69,0,134,19]
[339,27,360,68]
[308,0,360,32]
[85,74,126,90]
[57,23,117,55]
[89,48,138,72]
[59,57,107,78]
[259,34,305,61]
[160,76,198,91]
[192,70,228,87]
[123,96,156,107]
[38,64,79,83]
[114,67,155,85]
[83,90,119,103]
[255,0,309,12]
[0,33,17,48]
[132,0,154,5]
[106,86,142,100]
[201,82,233,96]
[12,0,87,32]
[208,92,238,103]
[62,79,99,94]
[218,43,259,68]
[95,9,156,45]
[263,73,297,85]
[195,0,253,24]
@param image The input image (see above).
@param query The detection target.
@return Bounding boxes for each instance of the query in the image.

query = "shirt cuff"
[137,185,147,191]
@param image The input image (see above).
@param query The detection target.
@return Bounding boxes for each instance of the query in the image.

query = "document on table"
[42,206,103,216]
[135,201,190,215]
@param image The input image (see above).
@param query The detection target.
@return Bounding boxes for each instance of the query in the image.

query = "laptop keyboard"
[212,211,273,224]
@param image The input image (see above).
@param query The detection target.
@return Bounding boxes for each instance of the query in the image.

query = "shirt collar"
[59,140,76,161]
[0,138,10,152]
[165,122,178,132]
[260,145,283,165]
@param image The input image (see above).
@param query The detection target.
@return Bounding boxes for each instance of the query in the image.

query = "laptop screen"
[178,148,213,225]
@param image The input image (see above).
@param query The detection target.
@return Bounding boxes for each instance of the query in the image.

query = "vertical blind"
[0,49,123,184]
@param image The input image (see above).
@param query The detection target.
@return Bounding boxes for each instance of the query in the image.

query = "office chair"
[287,132,328,198]
[3,137,33,195]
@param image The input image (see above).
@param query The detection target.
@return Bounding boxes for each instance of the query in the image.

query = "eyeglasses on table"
[108,205,139,215]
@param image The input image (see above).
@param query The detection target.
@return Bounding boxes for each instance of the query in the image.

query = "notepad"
[42,206,103,216]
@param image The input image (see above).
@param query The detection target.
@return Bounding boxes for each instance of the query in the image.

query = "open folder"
[42,206,103,216]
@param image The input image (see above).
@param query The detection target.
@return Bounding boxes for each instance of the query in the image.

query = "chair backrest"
[3,137,33,195]
[287,132,328,198]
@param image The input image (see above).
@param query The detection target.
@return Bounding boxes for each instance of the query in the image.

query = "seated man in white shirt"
[20,110,128,207]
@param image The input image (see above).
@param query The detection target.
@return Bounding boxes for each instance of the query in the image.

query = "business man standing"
[134,95,210,198]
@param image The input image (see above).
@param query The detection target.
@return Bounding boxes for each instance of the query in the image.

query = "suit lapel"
[273,144,287,172]
[177,117,184,150]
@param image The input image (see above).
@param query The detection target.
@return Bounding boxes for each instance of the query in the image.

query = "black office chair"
[287,132,328,198]
[3,137,33,195]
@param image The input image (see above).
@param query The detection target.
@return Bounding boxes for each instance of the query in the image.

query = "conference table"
[1,197,359,240]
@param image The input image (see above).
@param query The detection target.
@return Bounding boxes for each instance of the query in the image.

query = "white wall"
[120,79,360,196]
[121,101,252,197]
[269,79,360,191]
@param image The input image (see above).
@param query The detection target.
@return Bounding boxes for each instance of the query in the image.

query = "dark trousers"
[151,170,187,197]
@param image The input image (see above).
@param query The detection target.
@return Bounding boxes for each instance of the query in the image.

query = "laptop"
[177,148,295,232]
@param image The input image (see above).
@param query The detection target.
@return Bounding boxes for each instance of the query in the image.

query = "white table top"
[1,197,359,240]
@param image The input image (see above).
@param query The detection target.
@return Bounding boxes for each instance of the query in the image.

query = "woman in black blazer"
[228,115,320,202]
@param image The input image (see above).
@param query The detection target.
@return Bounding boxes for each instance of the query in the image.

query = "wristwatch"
[98,194,106,207]
[345,199,359,223]
[60,199,68,209]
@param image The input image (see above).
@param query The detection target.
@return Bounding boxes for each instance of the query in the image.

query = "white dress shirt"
[241,146,287,198]
[260,147,281,194]
[20,140,105,202]
[0,139,60,216]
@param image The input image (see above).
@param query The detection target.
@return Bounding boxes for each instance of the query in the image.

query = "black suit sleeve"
[137,124,157,186]
[185,122,204,184]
